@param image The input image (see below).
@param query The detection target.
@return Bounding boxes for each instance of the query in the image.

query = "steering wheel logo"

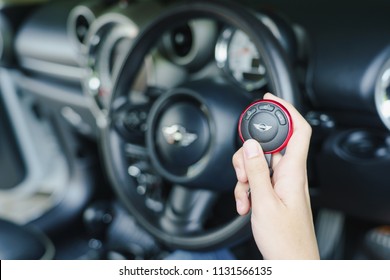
[162,124,198,147]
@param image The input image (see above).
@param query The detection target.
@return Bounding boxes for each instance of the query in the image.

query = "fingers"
[234,92,311,175]
[271,152,282,170]
[232,148,247,183]
[263,93,312,165]
[233,140,276,215]
[262,93,311,197]
[234,181,251,215]
[242,140,275,203]
[233,148,249,215]
[233,93,312,215]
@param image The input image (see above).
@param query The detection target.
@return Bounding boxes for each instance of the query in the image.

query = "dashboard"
[14,1,301,118]
[2,0,390,245]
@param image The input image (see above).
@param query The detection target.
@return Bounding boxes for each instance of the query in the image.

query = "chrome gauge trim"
[215,27,267,91]
[375,57,390,130]
[83,13,135,116]
[67,1,121,52]
[99,25,138,83]
[67,4,97,51]
[94,24,138,112]
[82,0,163,117]
[83,13,133,71]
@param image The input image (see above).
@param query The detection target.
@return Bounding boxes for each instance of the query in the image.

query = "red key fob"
[238,99,293,171]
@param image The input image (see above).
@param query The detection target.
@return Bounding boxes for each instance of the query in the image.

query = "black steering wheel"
[101,0,299,251]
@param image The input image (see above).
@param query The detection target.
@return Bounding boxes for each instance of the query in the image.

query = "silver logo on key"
[253,123,273,132]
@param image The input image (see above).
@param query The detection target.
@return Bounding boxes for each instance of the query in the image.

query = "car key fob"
[238,99,293,171]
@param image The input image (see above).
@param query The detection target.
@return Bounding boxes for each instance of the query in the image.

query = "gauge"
[160,19,218,71]
[375,57,390,130]
[215,28,267,91]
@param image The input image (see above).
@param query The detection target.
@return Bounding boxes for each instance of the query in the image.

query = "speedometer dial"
[215,28,267,91]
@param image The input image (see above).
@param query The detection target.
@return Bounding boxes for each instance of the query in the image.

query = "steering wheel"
[101,0,299,251]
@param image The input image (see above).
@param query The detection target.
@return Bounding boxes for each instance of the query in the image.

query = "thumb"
[242,140,276,204]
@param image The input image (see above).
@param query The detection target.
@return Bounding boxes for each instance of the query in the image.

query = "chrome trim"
[20,58,86,82]
[162,124,198,147]
[375,58,390,130]
[0,69,69,224]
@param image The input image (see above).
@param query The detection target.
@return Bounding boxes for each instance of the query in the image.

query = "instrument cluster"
[80,4,296,116]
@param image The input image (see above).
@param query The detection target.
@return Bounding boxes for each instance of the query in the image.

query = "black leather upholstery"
[0,219,52,260]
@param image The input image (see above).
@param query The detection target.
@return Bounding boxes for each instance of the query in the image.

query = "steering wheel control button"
[239,99,293,154]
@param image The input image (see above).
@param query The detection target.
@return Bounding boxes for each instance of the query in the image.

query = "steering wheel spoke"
[110,100,150,145]
[159,185,218,235]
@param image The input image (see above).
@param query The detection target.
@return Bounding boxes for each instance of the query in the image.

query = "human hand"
[232,93,320,260]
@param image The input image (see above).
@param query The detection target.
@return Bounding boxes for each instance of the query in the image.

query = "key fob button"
[239,99,293,154]
[245,107,257,120]
[258,104,275,112]
[248,112,278,143]
[275,110,287,125]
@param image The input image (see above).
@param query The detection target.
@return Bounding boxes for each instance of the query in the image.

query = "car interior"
[1,0,390,260]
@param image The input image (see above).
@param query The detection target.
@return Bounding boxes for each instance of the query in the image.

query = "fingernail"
[244,140,260,159]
